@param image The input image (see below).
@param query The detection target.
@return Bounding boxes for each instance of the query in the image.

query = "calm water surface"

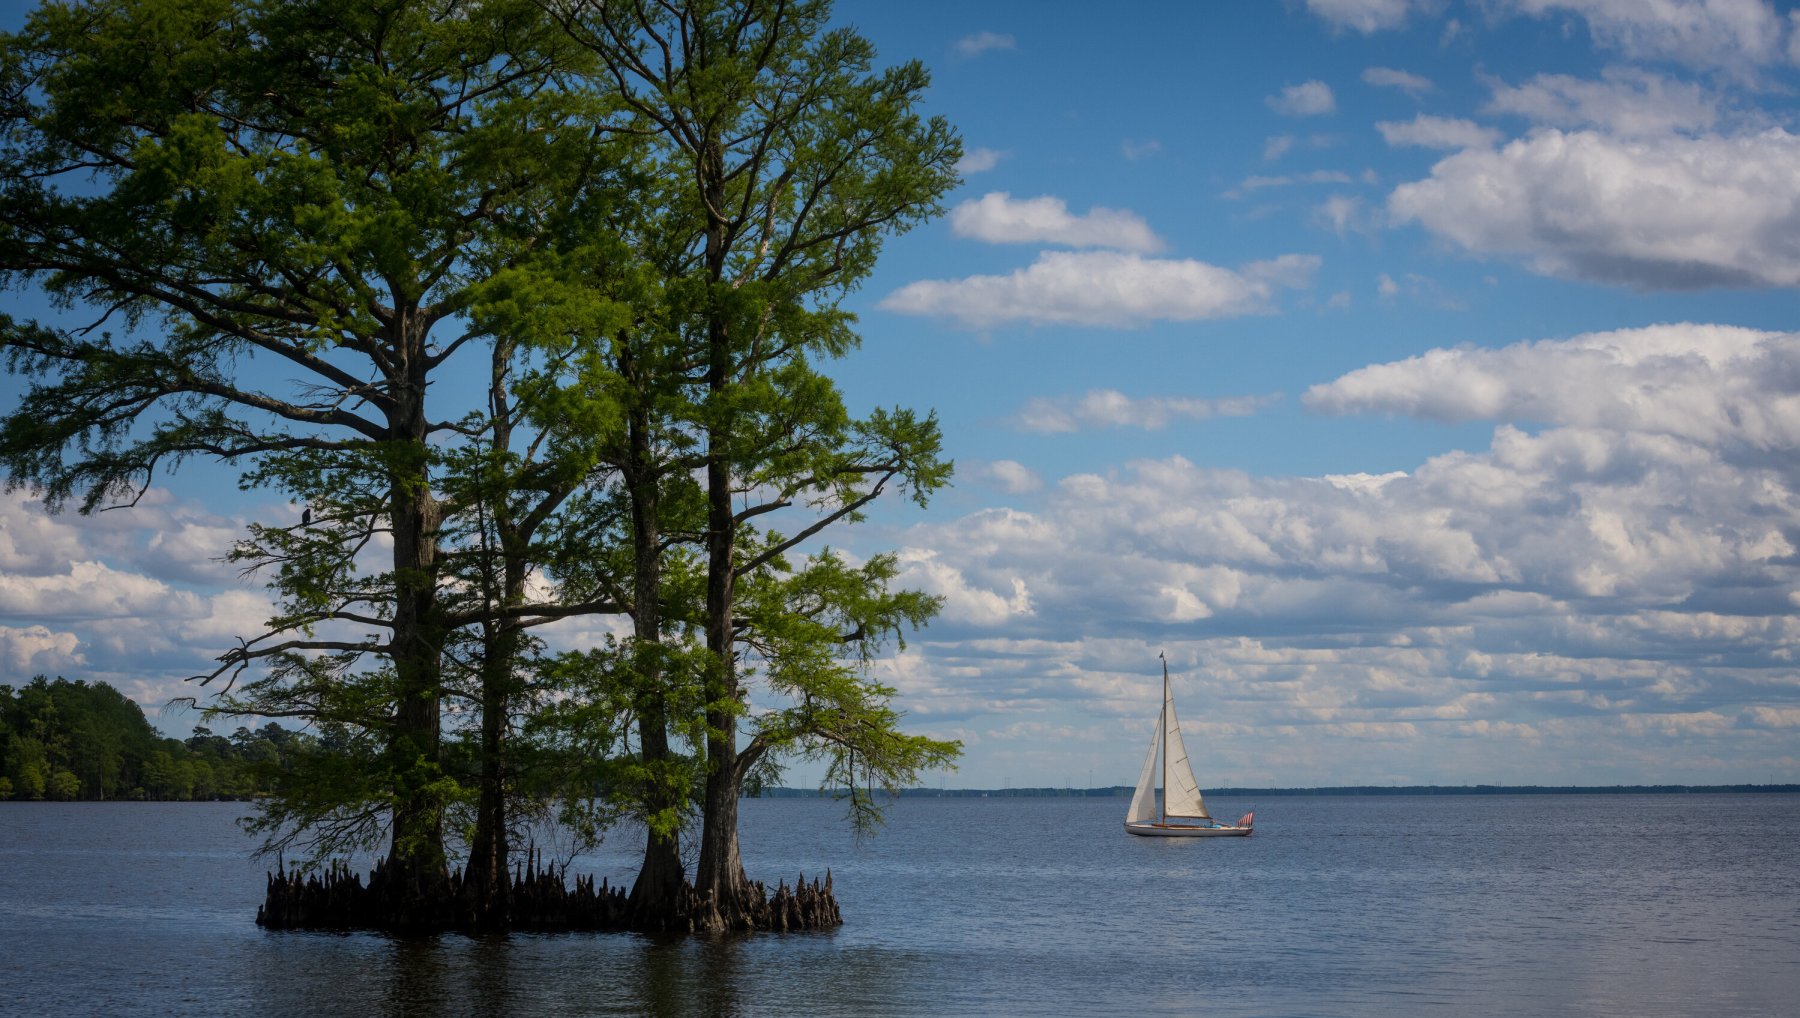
[2,794,1797,1016]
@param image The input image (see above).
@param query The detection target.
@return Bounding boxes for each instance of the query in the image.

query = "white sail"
[1125,718,1160,824]
[1162,691,1210,819]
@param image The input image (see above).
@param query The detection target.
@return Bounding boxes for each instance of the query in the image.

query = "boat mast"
[1159,653,1168,827]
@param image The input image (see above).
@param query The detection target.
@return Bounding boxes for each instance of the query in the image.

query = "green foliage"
[558,0,967,847]
[0,677,310,801]
[735,547,961,830]
[0,0,967,912]
[0,0,644,873]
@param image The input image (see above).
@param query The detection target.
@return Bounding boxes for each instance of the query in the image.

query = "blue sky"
[6,0,1800,789]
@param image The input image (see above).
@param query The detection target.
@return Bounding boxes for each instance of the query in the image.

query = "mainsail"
[1161,692,1209,819]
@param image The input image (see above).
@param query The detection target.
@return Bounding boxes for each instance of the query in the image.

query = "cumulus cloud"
[972,460,1044,495]
[1502,0,1785,70]
[878,250,1318,329]
[0,624,84,674]
[0,495,89,574]
[1268,80,1337,117]
[1388,127,1800,289]
[178,590,277,644]
[954,30,1015,58]
[955,147,1006,175]
[1377,114,1502,149]
[0,560,201,622]
[870,320,1800,784]
[1012,390,1277,433]
[895,545,1035,627]
[1363,66,1434,96]
[949,192,1163,252]
[0,489,317,724]
[1308,0,1422,33]
[1303,322,1800,453]
[904,416,1797,648]
[1484,68,1717,137]
[0,488,245,587]
[1743,705,1800,728]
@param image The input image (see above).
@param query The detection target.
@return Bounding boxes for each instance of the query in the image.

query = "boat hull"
[1123,821,1252,838]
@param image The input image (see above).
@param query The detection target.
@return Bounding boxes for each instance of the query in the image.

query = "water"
[3,794,1797,1016]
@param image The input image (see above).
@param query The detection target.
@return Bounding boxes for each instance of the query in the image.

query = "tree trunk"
[463,569,523,931]
[694,465,755,928]
[382,309,450,927]
[694,192,755,924]
[696,734,753,928]
[622,358,687,930]
[463,333,524,932]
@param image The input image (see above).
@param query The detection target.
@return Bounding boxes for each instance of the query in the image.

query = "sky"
[5,0,1800,789]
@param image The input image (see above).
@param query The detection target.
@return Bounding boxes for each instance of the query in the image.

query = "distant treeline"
[1206,784,1800,796]
[756,783,1800,799]
[1,676,310,801]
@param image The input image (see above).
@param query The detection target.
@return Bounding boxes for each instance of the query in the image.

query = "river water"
[2,794,1796,1016]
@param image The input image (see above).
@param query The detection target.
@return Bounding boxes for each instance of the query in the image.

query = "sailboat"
[1124,655,1254,837]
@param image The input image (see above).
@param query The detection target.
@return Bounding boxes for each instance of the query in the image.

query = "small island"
[0,0,958,936]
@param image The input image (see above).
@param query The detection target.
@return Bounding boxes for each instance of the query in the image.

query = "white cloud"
[178,590,277,644]
[0,488,245,586]
[1363,66,1435,96]
[1268,80,1337,117]
[0,495,88,574]
[0,559,201,621]
[895,546,1035,627]
[878,250,1318,329]
[1263,135,1295,161]
[869,319,1800,784]
[1484,68,1717,137]
[954,30,1015,58]
[1388,128,1800,289]
[1377,115,1502,150]
[904,414,1797,642]
[956,147,1006,174]
[1308,0,1423,33]
[1502,0,1785,70]
[1325,471,1409,495]
[1012,390,1276,434]
[0,624,84,674]
[1743,706,1800,728]
[1303,323,1800,454]
[975,460,1044,495]
[949,192,1163,252]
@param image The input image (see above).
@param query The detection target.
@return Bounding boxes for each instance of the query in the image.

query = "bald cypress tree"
[0,0,628,924]
[551,0,963,929]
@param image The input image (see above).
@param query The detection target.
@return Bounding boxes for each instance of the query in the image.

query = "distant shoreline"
[757,783,1800,798]
[6,783,1795,806]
